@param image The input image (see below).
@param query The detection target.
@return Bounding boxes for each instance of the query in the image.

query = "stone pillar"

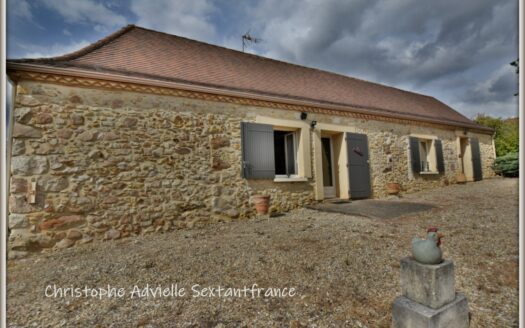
[392,257,469,328]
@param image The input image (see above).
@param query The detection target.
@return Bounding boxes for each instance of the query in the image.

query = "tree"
[474,114,518,157]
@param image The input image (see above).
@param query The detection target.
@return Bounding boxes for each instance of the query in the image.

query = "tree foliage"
[474,114,518,157]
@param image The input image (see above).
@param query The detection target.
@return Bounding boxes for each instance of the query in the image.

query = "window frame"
[250,116,312,181]
[418,138,436,173]
[274,129,300,178]
[409,134,443,175]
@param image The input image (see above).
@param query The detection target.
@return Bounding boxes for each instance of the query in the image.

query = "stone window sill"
[274,177,308,182]
[419,171,439,175]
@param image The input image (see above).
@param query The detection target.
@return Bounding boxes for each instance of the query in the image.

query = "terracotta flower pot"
[456,173,467,184]
[252,195,271,215]
[386,182,401,195]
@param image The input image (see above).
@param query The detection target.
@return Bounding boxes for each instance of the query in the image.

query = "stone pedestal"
[392,257,469,328]
[400,257,455,309]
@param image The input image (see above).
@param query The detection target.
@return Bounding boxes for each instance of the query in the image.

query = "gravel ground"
[7,177,519,327]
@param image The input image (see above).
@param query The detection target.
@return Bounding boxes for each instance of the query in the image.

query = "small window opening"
[418,139,434,172]
[274,130,297,176]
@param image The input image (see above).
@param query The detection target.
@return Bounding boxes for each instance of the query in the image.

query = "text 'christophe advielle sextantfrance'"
[45,284,297,300]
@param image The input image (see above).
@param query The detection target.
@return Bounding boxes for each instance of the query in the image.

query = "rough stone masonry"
[7,81,496,257]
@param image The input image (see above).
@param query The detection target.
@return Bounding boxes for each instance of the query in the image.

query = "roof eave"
[6,62,494,134]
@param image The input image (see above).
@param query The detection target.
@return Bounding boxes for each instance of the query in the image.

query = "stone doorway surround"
[458,136,473,181]
[313,123,357,200]
[454,130,484,182]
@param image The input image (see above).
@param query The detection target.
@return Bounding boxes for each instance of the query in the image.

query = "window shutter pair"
[241,122,275,179]
[409,137,445,174]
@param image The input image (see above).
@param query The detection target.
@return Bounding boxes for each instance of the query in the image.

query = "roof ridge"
[9,24,136,63]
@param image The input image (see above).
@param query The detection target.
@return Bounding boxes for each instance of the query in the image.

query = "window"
[409,136,444,174]
[418,139,434,172]
[241,122,308,180]
[273,130,298,177]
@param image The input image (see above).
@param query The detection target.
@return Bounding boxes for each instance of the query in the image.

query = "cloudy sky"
[7,0,519,118]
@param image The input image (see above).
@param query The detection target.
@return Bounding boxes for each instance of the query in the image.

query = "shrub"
[493,152,519,177]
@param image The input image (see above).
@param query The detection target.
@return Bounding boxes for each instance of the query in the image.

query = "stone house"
[6,25,495,255]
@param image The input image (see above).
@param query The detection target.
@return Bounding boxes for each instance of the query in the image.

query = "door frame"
[321,136,336,198]
[313,125,352,201]
[458,136,474,181]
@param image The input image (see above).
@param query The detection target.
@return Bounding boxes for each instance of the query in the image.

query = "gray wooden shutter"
[409,137,421,174]
[241,122,275,179]
[470,137,483,181]
[434,139,445,173]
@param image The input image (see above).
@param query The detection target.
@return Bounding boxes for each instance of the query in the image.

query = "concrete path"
[306,199,436,219]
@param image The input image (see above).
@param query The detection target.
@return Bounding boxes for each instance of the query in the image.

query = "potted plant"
[456,173,467,184]
[386,182,401,195]
[252,194,271,215]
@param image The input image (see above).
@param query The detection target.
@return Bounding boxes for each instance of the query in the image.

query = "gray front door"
[346,133,371,199]
[470,137,483,181]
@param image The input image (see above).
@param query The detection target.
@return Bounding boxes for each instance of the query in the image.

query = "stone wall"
[8,81,316,257]
[7,80,495,257]
[306,112,495,198]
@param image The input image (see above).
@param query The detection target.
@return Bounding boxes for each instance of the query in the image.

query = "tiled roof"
[8,25,489,131]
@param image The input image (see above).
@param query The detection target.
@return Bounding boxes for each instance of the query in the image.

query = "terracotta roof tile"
[9,25,490,131]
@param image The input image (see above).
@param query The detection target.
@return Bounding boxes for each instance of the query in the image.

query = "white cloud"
[21,40,91,58]
[41,0,127,29]
[130,0,217,42]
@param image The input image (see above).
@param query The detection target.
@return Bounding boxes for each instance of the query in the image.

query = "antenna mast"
[242,31,262,52]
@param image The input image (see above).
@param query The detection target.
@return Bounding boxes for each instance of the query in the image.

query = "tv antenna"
[242,31,262,52]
